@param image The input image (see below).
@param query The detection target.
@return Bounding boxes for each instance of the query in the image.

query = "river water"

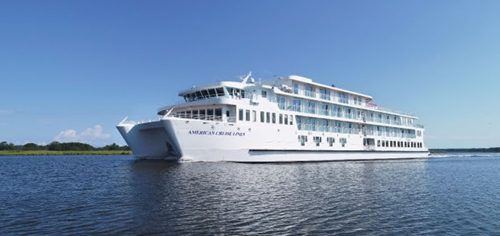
[1,154,499,235]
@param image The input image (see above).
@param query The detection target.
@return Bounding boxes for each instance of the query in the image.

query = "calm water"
[1,154,499,235]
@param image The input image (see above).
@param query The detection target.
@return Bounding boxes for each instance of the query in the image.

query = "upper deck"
[163,74,418,120]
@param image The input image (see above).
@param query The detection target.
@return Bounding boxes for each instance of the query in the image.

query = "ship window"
[252,110,256,122]
[207,109,214,120]
[298,135,307,146]
[196,91,203,99]
[241,90,245,98]
[290,115,294,125]
[260,111,265,123]
[216,87,225,97]
[284,115,288,125]
[238,109,243,121]
[377,140,381,147]
[272,113,276,124]
[279,114,283,124]
[382,141,385,147]
[340,138,347,147]
[199,109,206,119]
[313,136,321,146]
[245,110,250,121]
[186,111,192,118]
[266,112,270,123]
[202,90,210,98]
[192,110,199,119]
[261,90,267,98]
[293,83,299,94]
[208,89,217,97]
[215,108,222,121]
[327,137,335,147]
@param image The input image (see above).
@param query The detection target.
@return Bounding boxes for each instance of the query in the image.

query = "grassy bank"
[0,150,132,156]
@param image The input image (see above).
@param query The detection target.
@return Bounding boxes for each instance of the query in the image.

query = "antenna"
[240,71,252,83]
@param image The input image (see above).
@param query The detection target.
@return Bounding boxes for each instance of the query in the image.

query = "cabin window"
[293,83,299,94]
[238,109,243,121]
[216,87,225,97]
[279,114,283,124]
[340,138,347,147]
[260,111,265,123]
[277,96,286,109]
[245,110,250,121]
[208,89,216,97]
[192,110,199,119]
[305,85,315,97]
[377,140,381,147]
[252,110,256,122]
[313,136,321,146]
[292,99,301,112]
[327,137,335,147]
[207,109,214,120]
[290,115,293,125]
[284,115,288,125]
[215,108,222,121]
[261,90,267,98]
[199,109,206,119]
[298,135,307,146]
[266,112,270,123]
[202,90,209,98]
[307,101,316,114]
[272,113,276,124]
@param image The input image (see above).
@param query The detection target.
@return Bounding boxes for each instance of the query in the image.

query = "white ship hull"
[118,73,429,162]
[118,117,429,162]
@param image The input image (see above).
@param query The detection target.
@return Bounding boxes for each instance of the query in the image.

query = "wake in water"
[430,152,500,158]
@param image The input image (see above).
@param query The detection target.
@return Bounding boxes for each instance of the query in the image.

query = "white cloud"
[54,125,111,144]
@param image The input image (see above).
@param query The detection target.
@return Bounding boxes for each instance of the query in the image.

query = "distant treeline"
[430,147,500,153]
[0,141,130,151]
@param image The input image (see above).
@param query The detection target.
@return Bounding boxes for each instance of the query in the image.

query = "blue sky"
[1,0,499,148]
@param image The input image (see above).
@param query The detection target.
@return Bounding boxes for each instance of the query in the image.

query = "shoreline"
[0,150,132,156]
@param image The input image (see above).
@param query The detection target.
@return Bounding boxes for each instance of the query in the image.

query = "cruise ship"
[117,73,429,162]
